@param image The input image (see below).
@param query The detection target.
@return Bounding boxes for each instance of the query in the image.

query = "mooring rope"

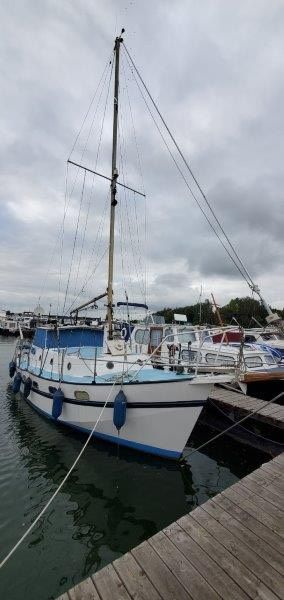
[182,390,284,460]
[0,378,120,570]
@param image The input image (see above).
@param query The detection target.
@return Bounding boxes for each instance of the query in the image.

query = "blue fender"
[12,372,22,394]
[9,361,16,378]
[23,377,32,398]
[113,390,127,430]
[52,388,64,420]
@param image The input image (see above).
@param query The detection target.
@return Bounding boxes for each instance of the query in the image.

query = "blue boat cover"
[33,327,104,349]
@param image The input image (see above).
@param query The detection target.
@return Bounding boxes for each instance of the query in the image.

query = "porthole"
[67,362,72,370]
[74,390,90,401]
[50,358,53,365]
[106,361,114,369]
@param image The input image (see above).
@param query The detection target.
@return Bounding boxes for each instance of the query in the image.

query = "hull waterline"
[15,370,211,459]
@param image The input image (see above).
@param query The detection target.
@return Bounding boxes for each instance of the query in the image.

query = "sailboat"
[9,32,229,459]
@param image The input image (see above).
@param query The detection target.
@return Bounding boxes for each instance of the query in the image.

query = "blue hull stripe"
[32,386,206,409]
[24,396,181,459]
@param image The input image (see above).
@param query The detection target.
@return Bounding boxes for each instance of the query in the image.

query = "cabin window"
[135,328,150,345]
[244,356,263,367]
[179,328,197,343]
[106,361,114,369]
[245,335,256,343]
[264,354,276,365]
[205,353,235,366]
[164,328,174,342]
[74,390,90,401]
[67,362,72,370]
[261,334,275,341]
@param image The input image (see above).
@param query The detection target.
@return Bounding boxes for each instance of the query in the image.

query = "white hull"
[16,369,211,459]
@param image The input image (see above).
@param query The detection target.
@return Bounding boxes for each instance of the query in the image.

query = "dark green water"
[0,337,269,600]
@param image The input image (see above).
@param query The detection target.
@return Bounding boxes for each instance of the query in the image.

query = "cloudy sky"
[1,0,284,316]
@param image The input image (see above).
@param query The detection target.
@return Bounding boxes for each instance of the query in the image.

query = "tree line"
[155,297,284,328]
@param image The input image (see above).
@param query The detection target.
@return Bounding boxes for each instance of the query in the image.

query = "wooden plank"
[223,486,283,535]
[260,463,284,483]
[92,563,132,600]
[132,540,193,600]
[273,453,284,464]
[191,506,283,598]
[262,460,283,476]
[240,475,283,510]
[68,578,100,600]
[210,388,284,424]
[113,551,162,600]
[214,492,284,555]
[235,482,284,519]
[206,497,284,576]
[164,520,249,600]
[148,530,220,600]
[260,464,284,489]
[249,470,284,498]
[179,514,278,600]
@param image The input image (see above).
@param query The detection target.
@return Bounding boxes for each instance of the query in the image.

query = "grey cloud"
[0,0,284,313]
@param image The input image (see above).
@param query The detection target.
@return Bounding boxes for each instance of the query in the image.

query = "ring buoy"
[121,327,127,340]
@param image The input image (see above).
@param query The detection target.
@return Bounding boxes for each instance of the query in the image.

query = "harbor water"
[0,336,270,600]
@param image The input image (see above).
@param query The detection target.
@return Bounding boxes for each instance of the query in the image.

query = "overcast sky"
[1,0,284,315]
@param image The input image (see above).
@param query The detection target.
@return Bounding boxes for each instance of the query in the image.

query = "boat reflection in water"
[2,350,269,600]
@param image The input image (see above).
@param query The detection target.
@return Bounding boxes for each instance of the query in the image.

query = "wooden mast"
[107,31,124,340]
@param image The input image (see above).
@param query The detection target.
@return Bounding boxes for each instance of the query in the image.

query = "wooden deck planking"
[57,454,284,600]
[209,387,284,426]
[163,521,249,600]
[190,506,283,598]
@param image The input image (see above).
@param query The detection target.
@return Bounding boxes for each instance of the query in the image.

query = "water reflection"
[0,337,269,600]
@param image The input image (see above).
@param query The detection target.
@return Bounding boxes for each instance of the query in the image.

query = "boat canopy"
[33,327,104,349]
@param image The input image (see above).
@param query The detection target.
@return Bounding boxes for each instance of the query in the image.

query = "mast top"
[114,28,125,47]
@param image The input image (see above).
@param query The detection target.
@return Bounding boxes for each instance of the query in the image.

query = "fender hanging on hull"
[113,390,127,430]
[52,389,64,420]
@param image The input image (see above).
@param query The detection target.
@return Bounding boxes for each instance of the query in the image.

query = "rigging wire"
[182,389,284,461]
[123,55,252,290]
[121,54,148,303]
[73,59,115,297]
[68,53,113,161]
[62,60,114,314]
[117,79,145,300]
[62,169,86,314]
[36,57,113,314]
[123,44,257,292]
[118,142,145,300]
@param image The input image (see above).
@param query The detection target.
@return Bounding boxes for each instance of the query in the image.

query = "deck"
[57,452,284,600]
[209,386,284,428]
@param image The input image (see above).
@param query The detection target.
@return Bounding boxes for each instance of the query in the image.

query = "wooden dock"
[57,453,284,600]
[209,386,284,428]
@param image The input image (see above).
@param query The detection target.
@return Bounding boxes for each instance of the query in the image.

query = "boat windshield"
[179,328,197,343]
